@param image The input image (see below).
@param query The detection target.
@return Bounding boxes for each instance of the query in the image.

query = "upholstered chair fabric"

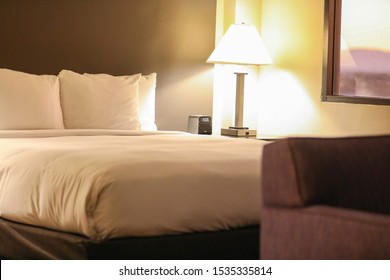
[261,135,390,259]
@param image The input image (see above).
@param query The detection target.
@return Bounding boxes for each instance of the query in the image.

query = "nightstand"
[256,134,284,141]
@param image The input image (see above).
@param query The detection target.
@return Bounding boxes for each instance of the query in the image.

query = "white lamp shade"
[207,23,273,66]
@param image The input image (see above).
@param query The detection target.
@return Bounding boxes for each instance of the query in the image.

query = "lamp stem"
[233,72,247,129]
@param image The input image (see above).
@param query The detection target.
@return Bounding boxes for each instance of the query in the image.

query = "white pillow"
[59,70,141,130]
[0,68,64,129]
[97,72,158,131]
[138,73,157,131]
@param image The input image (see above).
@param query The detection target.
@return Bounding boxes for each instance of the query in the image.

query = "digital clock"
[187,115,212,135]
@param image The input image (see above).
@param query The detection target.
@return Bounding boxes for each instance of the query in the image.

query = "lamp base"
[221,127,257,138]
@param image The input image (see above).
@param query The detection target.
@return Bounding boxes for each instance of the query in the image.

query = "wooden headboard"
[0,0,216,130]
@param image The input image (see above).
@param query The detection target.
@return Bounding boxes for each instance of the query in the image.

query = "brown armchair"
[261,135,390,259]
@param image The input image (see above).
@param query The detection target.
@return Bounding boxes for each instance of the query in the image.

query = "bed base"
[0,218,259,260]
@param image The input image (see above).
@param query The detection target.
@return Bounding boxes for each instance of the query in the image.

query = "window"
[322,0,390,105]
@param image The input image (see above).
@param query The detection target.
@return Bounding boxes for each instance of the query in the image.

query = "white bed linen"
[0,130,265,241]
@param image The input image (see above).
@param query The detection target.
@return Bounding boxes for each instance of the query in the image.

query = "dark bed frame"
[0,218,259,260]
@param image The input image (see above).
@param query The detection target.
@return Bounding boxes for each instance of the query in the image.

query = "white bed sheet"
[0,130,265,241]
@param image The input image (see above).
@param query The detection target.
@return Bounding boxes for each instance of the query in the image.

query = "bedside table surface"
[256,134,284,141]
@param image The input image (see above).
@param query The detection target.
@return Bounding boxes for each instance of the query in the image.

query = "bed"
[0,68,265,259]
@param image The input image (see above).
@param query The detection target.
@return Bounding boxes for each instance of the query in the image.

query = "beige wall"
[213,0,390,137]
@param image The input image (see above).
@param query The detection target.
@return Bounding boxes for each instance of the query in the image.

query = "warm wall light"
[207,23,272,137]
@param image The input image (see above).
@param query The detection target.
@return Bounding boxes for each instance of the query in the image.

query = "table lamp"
[207,23,272,137]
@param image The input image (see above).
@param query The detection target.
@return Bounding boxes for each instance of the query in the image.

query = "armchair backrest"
[262,135,390,214]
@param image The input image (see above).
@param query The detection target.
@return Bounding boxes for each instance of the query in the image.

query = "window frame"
[322,0,390,106]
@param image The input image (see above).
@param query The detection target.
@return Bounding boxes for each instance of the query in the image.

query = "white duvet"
[0,130,264,241]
